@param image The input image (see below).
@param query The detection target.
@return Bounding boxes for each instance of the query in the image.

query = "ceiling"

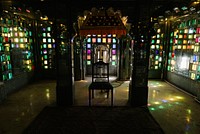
[0,0,191,23]
[1,0,193,24]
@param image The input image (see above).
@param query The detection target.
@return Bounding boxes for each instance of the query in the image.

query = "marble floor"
[0,77,200,134]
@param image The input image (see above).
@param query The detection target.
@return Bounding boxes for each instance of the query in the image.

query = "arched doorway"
[73,7,131,80]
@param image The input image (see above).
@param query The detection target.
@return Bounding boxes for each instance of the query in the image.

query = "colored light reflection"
[176,96,184,99]
[162,99,168,103]
[154,101,160,105]
[158,105,164,109]
[149,107,156,111]
[187,109,191,114]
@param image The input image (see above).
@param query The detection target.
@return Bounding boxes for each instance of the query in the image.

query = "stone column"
[55,2,74,106]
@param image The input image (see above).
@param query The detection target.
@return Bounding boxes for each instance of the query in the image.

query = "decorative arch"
[78,7,127,37]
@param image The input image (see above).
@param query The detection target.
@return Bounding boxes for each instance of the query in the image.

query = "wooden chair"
[88,61,114,106]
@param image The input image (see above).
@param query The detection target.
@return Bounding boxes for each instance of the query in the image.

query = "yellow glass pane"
[179,35,183,38]
[157,29,161,33]
[188,35,193,39]
[151,45,155,49]
[44,60,48,64]
[191,45,195,49]
[48,44,52,48]
[155,61,158,65]
[102,38,106,43]
[14,38,19,42]
[43,38,46,43]
[20,44,24,48]
[184,29,188,33]
[112,55,116,60]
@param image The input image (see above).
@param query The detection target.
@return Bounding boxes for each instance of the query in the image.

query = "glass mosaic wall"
[150,28,163,70]
[0,16,33,81]
[168,19,200,81]
[85,34,117,66]
[39,24,56,70]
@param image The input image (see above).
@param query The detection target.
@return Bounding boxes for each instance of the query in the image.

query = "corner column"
[55,2,74,106]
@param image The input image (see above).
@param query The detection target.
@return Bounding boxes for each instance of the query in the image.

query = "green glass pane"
[29,31,32,36]
[47,27,51,31]
[0,36,3,42]
[170,39,173,44]
[87,38,91,43]
[170,32,173,37]
[20,38,23,42]
[29,39,32,43]
[167,66,171,71]
[8,73,12,79]
[112,61,116,65]
[180,30,184,34]
[48,38,51,43]
[87,61,91,65]
[43,33,46,37]
[198,66,200,72]
[197,75,200,80]
[178,40,182,44]
[113,38,116,43]
[192,19,196,25]
[8,64,11,69]
[8,19,12,25]
[151,39,155,44]
[43,44,47,48]
[159,63,161,68]
[0,56,2,62]
[3,75,6,81]
[7,55,10,61]
[44,55,48,59]
[25,31,29,36]
[3,27,8,33]
[155,56,159,60]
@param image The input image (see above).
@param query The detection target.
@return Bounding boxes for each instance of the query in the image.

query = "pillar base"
[129,82,148,107]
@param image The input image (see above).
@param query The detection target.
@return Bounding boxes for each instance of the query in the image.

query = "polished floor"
[0,77,200,134]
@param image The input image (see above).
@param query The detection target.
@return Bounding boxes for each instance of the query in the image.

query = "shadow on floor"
[23,106,164,134]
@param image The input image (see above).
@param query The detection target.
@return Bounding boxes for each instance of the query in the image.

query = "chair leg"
[107,90,109,98]
[111,89,113,106]
[89,89,91,106]
[92,89,94,98]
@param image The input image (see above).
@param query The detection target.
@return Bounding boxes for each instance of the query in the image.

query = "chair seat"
[89,82,113,90]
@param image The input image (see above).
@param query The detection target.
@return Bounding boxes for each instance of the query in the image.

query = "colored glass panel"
[87,38,91,42]
[87,49,91,55]
[102,38,106,43]
[113,38,117,43]
[112,50,116,55]
[87,61,91,65]
[92,38,96,43]
[108,38,111,43]
[87,44,91,48]
[112,61,116,65]
[97,38,101,43]
[87,55,91,60]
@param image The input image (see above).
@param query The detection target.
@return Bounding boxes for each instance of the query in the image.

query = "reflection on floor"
[0,77,200,134]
